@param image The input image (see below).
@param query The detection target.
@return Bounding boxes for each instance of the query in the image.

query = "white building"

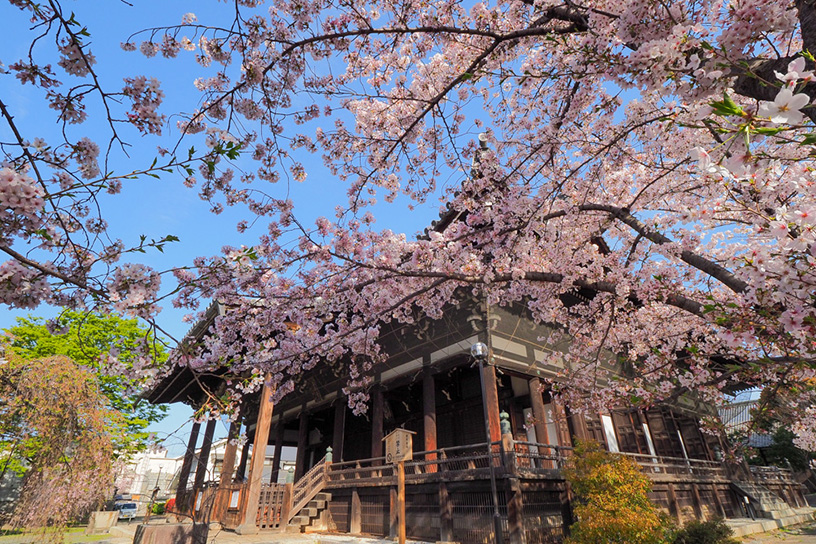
[114,439,295,515]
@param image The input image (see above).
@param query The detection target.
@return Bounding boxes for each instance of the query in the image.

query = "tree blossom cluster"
[4,0,816,451]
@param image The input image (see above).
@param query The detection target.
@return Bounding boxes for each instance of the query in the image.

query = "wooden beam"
[423,371,437,471]
[175,421,200,510]
[371,386,384,458]
[235,378,275,534]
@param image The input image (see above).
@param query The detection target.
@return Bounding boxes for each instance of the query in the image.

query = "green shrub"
[672,518,737,544]
[564,440,675,544]
[151,502,166,515]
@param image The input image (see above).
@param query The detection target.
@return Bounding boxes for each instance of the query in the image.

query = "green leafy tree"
[748,427,814,472]
[4,310,168,453]
[564,440,675,544]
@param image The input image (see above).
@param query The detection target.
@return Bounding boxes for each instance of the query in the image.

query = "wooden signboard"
[383,428,415,464]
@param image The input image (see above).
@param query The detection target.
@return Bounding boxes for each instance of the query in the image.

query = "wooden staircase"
[283,455,330,530]
[731,481,794,519]
[288,492,333,532]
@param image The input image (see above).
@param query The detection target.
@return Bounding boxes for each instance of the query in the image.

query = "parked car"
[113,502,138,521]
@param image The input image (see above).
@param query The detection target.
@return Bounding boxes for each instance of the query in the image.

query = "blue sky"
[1,0,444,454]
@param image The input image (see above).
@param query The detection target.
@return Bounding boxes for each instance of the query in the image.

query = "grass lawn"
[0,527,111,544]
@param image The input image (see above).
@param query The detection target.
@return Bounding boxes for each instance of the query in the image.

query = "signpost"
[384,429,415,544]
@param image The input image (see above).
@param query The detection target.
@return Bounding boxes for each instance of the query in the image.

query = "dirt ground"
[739,520,816,543]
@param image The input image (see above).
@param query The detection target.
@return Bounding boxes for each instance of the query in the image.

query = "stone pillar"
[235,378,276,534]
[371,386,384,458]
[193,418,217,491]
[333,398,346,462]
[423,371,437,470]
[175,421,201,510]
[295,408,309,480]
[270,416,284,484]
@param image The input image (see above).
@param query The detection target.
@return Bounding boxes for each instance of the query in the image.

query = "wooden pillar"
[529,377,552,467]
[439,481,453,542]
[483,365,502,444]
[561,481,574,538]
[390,486,398,538]
[175,421,201,510]
[235,439,250,481]
[666,483,681,523]
[423,371,438,471]
[333,398,346,462]
[194,418,217,491]
[220,421,241,483]
[691,483,703,519]
[295,408,309,480]
[507,477,526,544]
[711,485,727,519]
[235,378,276,534]
[350,489,362,533]
[565,406,589,443]
[280,483,294,525]
[213,420,241,522]
[270,415,284,484]
[550,396,572,449]
[371,386,384,458]
[397,461,406,544]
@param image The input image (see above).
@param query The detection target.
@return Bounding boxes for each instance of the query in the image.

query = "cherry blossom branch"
[0,245,104,298]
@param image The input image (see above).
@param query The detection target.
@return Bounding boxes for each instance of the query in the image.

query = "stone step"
[732,482,790,511]
[727,507,816,538]
[291,515,311,526]
[308,499,326,510]
[314,492,332,502]
[758,508,797,520]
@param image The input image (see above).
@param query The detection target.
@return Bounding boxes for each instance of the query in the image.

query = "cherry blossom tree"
[3,0,816,448]
[0,349,119,535]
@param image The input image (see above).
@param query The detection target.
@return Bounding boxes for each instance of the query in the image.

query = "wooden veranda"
[181,435,807,544]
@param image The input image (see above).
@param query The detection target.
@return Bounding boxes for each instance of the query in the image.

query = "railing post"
[280,483,294,529]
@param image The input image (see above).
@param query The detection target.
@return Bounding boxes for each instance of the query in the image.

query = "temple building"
[146,296,811,543]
